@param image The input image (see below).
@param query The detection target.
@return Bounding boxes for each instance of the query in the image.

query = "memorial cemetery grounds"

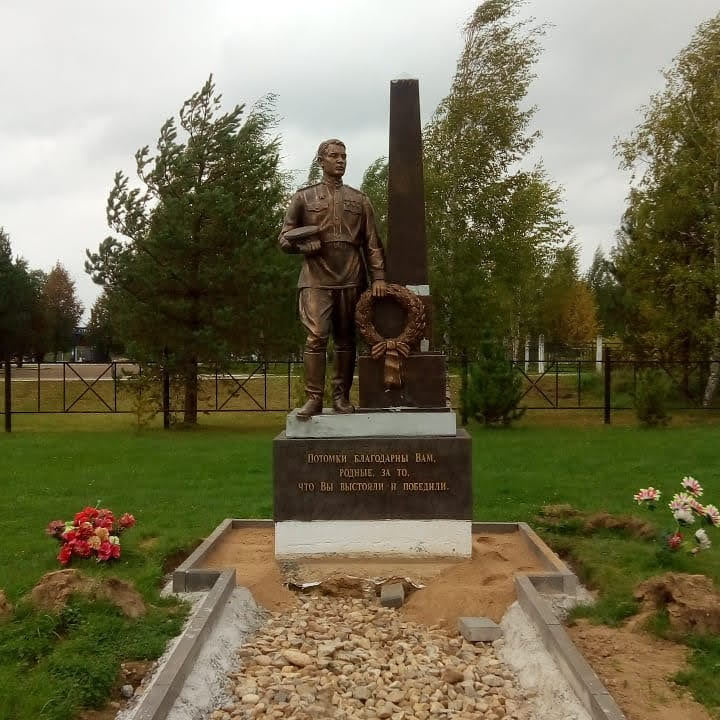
[1,412,720,720]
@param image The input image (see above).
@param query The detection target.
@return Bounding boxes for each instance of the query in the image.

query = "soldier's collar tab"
[322,177,343,190]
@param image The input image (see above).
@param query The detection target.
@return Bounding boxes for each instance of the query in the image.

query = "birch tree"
[617,13,720,405]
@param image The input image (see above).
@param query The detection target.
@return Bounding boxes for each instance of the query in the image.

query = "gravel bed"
[209,595,534,720]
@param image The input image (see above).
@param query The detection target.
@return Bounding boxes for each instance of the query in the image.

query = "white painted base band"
[286,409,457,438]
[275,520,472,557]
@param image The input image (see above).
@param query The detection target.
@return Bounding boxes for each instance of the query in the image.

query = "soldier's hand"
[301,239,322,255]
[372,280,387,297]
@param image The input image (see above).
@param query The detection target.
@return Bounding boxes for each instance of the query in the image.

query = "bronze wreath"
[355,283,427,388]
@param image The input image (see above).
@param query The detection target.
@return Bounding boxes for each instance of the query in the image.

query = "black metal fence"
[511,350,720,415]
[2,354,719,431]
[1,359,301,431]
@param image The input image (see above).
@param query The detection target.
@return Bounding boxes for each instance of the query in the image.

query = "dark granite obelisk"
[358,78,445,408]
[387,78,428,285]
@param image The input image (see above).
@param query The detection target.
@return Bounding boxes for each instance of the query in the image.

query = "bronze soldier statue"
[280,139,387,417]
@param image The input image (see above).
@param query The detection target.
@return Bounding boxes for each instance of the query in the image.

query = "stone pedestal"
[273,412,472,558]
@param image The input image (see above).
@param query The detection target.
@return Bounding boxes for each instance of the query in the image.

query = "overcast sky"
[1,0,718,319]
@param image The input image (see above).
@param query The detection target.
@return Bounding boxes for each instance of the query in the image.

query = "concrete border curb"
[133,569,236,720]
[515,576,626,720]
[173,519,272,592]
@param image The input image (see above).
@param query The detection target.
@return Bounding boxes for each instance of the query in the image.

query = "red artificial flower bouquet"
[47,506,136,565]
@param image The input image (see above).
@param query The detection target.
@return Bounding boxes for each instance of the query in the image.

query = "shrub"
[634,368,671,426]
[123,367,163,429]
[464,342,526,426]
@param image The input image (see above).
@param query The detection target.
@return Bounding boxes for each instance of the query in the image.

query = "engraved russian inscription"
[298,448,444,494]
[273,432,472,521]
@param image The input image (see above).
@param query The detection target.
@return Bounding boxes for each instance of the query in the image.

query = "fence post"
[287,359,292,410]
[538,334,545,374]
[4,360,11,433]
[603,346,612,424]
[596,335,603,374]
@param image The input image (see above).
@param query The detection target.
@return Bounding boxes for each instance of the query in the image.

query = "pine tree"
[464,337,525,426]
[0,228,36,363]
[86,76,299,424]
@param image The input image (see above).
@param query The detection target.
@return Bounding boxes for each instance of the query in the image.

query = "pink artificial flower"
[73,540,92,558]
[634,487,661,505]
[704,504,720,528]
[689,498,705,516]
[74,506,99,525]
[77,522,94,539]
[668,493,694,512]
[667,533,683,550]
[94,516,114,530]
[119,513,136,529]
[681,476,703,497]
[46,520,65,539]
[97,541,114,562]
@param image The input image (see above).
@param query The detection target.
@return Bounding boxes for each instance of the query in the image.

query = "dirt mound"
[634,573,720,635]
[30,569,94,612]
[570,619,712,720]
[401,533,543,630]
[583,512,656,539]
[120,659,153,686]
[95,577,146,618]
[538,505,656,539]
[29,569,146,618]
[0,589,13,619]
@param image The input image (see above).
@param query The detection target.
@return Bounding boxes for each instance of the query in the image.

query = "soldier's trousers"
[299,287,361,353]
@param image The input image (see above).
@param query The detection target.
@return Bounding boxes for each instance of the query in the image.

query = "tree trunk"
[702,290,720,407]
[4,358,11,433]
[703,176,720,407]
[681,336,690,400]
[183,357,198,425]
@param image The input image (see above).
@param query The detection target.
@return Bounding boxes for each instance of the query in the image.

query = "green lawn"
[1,418,719,718]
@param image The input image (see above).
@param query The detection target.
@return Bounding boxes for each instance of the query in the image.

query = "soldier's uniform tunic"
[279,179,386,353]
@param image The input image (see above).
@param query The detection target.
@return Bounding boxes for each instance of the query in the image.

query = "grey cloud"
[1,0,717,318]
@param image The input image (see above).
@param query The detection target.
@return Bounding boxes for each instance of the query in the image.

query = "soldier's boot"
[332,349,356,414]
[297,351,325,418]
